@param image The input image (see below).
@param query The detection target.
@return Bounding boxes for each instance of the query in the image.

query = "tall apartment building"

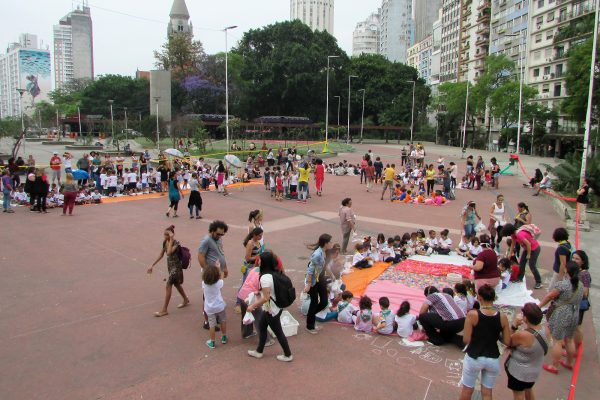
[168,0,193,36]
[526,0,595,126]
[353,12,381,56]
[407,35,434,84]
[0,34,51,118]
[379,0,414,63]
[414,0,443,41]
[489,0,530,78]
[53,4,94,89]
[458,0,492,82]
[430,11,443,93]
[290,0,335,34]
[440,0,462,82]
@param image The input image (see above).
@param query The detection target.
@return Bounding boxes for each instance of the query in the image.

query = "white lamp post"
[124,107,128,143]
[358,89,366,143]
[407,80,416,143]
[16,88,25,133]
[223,25,238,154]
[462,82,470,151]
[325,55,339,151]
[153,96,161,153]
[334,95,341,140]
[347,75,358,144]
[77,106,82,137]
[108,100,115,147]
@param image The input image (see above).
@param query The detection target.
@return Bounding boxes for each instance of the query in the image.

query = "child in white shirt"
[141,171,149,193]
[453,283,469,314]
[467,237,483,260]
[336,291,358,324]
[394,301,416,338]
[456,234,472,256]
[375,297,395,335]
[202,265,228,349]
[435,229,453,255]
[352,243,374,269]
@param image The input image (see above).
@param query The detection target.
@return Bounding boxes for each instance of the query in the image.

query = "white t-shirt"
[290,174,299,186]
[100,173,107,187]
[468,244,483,256]
[352,251,370,266]
[128,172,137,183]
[141,172,149,184]
[64,159,72,169]
[458,239,469,251]
[377,310,395,335]
[439,238,452,249]
[260,274,280,316]
[454,295,468,315]
[395,313,416,338]
[337,301,358,324]
[154,171,161,183]
[108,175,118,187]
[426,237,438,247]
[202,279,226,314]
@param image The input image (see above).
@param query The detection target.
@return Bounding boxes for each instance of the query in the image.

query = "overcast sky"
[2,0,382,80]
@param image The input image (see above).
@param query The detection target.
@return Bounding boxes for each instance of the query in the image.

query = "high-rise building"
[440,0,462,82]
[353,12,381,56]
[53,4,94,89]
[168,0,193,36]
[458,0,492,82]
[430,10,443,92]
[407,35,434,84]
[0,34,51,118]
[414,0,443,42]
[290,0,335,34]
[489,0,529,76]
[379,0,415,63]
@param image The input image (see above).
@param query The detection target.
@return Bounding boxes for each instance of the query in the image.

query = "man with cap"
[50,152,62,185]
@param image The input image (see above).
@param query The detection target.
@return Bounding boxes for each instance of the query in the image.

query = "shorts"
[383,180,393,191]
[505,366,535,391]
[460,354,500,389]
[128,183,136,190]
[108,187,117,194]
[52,170,61,180]
[207,309,227,328]
[142,183,148,188]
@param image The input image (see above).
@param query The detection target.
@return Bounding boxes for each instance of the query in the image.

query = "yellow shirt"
[384,168,395,181]
[426,169,435,181]
[299,167,311,182]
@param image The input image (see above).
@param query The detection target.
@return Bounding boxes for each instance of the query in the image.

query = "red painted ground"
[1,143,597,400]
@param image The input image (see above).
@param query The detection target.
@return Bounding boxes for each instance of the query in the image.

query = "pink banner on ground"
[394,259,471,278]
[355,279,426,315]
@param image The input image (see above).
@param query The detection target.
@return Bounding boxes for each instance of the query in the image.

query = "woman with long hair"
[147,225,190,317]
[187,172,202,219]
[504,223,543,289]
[488,194,507,251]
[572,250,590,348]
[61,173,79,216]
[304,234,333,334]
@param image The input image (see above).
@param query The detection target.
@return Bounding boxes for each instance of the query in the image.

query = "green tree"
[33,101,57,127]
[140,115,166,145]
[563,38,599,127]
[154,33,206,79]
[193,124,209,152]
[78,75,149,117]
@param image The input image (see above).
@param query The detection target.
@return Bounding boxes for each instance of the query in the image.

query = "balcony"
[477,1,490,11]
[475,62,486,71]
[477,10,491,23]
[475,35,489,46]
[475,52,486,60]
[476,24,490,35]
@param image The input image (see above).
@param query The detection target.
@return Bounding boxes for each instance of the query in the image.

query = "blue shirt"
[306,247,325,287]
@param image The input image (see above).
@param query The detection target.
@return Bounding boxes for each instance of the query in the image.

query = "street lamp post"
[153,97,161,153]
[124,107,128,143]
[223,25,238,155]
[347,75,358,144]
[407,80,416,143]
[16,88,25,134]
[77,106,82,138]
[108,100,115,147]
[358,89,366,143]
[334,95,341,140]
[462,82,470,153]
[325,55,339,152]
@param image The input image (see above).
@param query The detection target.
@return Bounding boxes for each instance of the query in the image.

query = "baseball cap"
[53,151,58,155]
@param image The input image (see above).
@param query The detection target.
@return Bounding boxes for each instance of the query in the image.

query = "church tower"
[167,0,193,36]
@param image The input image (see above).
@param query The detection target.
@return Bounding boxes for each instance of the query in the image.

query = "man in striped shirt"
[418,286,466,346]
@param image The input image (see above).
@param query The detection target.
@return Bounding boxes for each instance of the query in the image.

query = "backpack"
[559,242,576,260]
[178,246,191,269]
[270,271,296,308]
[517,224,541,239]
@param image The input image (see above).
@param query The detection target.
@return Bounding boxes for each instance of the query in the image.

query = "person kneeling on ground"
[418,286,466,346]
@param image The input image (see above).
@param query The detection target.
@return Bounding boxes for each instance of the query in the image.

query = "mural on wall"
[19,50,51,109]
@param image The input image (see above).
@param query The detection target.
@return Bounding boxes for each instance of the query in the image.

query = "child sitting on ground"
[91,189,102,204]
[391,184,403,201]
[352,243,374,269]
[453,283,469,314]
[375,297,395,335]
[435,229,453,255]
[202,264,228,349]
[353,295,374,332]
[394,301,417,338]
[497,258,512,290]
[13,186,29,205]
[380,237,397,263]
[336,291,358,324]
[467,237,483,260]
[456,234,472,256]
[463,279,477,310]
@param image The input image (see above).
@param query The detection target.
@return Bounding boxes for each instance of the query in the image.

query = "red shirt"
[474,248,500,280]
[50,156,61,171]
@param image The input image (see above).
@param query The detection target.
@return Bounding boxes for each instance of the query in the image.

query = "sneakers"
[242,332,257,339]
[206,340,215,349]
[265,338,275,347]
[248,350,264,359]
[305,327,319,335]
[221,335,228,344]
[534,283,543,289]
[276,354,294,362]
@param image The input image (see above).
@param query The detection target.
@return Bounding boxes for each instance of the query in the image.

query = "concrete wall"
[149,70,172,122]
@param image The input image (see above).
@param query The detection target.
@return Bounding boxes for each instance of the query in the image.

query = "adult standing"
[380,163,397,201]
[475,156,485,190]
[539,262,583,374]
[449,162,458,189]
[488,194,507,251]
[166,171,184,218]
[425,164,436,196]
[297,162,311,203]
[198,220,229,329]
[471,234,501,290]
[576,178,590,225]
[76,153,90,185]
[63,152,73,173]
[314,159,325,196]
[461,201,481,236]
[504,224,543,289]
[572,250,590,348]
[61,173,79,216]
[147,225,190,317]
[7,158,19,188]
[1,170,14,213]
[32,168,49,213]
[50,152,62,185]
[459,284,511,400]
[304,234,333,334]
[242,228,263,285]
[505,303,548,400]
[401,146,408,166]
[339,198,356,254]
[418,286,466,346]
[247,251,293,362]
[359,155,368,184]
[365,160,375,192]
[513,202,532,258]
[548,228,572,291]
[187,172,203,219]
[216,160,229,196]
[266,148,274,167]
[247,209,265,247]
[374,156,384,184]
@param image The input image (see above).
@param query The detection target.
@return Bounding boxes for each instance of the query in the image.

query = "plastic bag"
[475,222,487,233]
[242,311,255,325]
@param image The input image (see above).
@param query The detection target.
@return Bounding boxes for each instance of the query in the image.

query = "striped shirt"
[425,293,466,321]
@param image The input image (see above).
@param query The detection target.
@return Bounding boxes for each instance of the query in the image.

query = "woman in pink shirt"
[503,224,542,289]
[314,159,325,196]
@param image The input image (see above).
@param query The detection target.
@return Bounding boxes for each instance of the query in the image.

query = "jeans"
[518,246,542,285]
[298,181,308,200]
[2,189,10,210]
[418,312,465,346]
[35,194,47,211]
[464,223,476,236]
[306,280,328,330]
[342,230,352,253]
[461,354,501,389]
[426,179,435,195]
[256,310,291,357]
[360,169,366,184]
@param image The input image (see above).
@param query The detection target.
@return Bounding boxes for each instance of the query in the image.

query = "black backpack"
[270,271,296,308]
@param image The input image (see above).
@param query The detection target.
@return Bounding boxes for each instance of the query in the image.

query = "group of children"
[263,166,298,201]
[9,183,102,209]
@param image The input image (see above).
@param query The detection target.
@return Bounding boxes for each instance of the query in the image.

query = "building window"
[554,84,562,97]
[533,68,540,77]
[535,34,542,43]
[544,66,551,75]
[542,84,550,93]
[537,0,544,8]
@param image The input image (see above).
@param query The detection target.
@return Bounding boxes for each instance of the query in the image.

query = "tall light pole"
[407,80,416,143]
[124,107,128,143]
[347,75,358,144]
[324,55,339,152]
[334,95,341,140]
[153,96,161,153]
[580,0,599,185]
[77,106,82,138]
[358,89,366,143]
[16,89,25,134]
[223,25,238,154]
[462,82,470,151]
[108,99,115,147]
